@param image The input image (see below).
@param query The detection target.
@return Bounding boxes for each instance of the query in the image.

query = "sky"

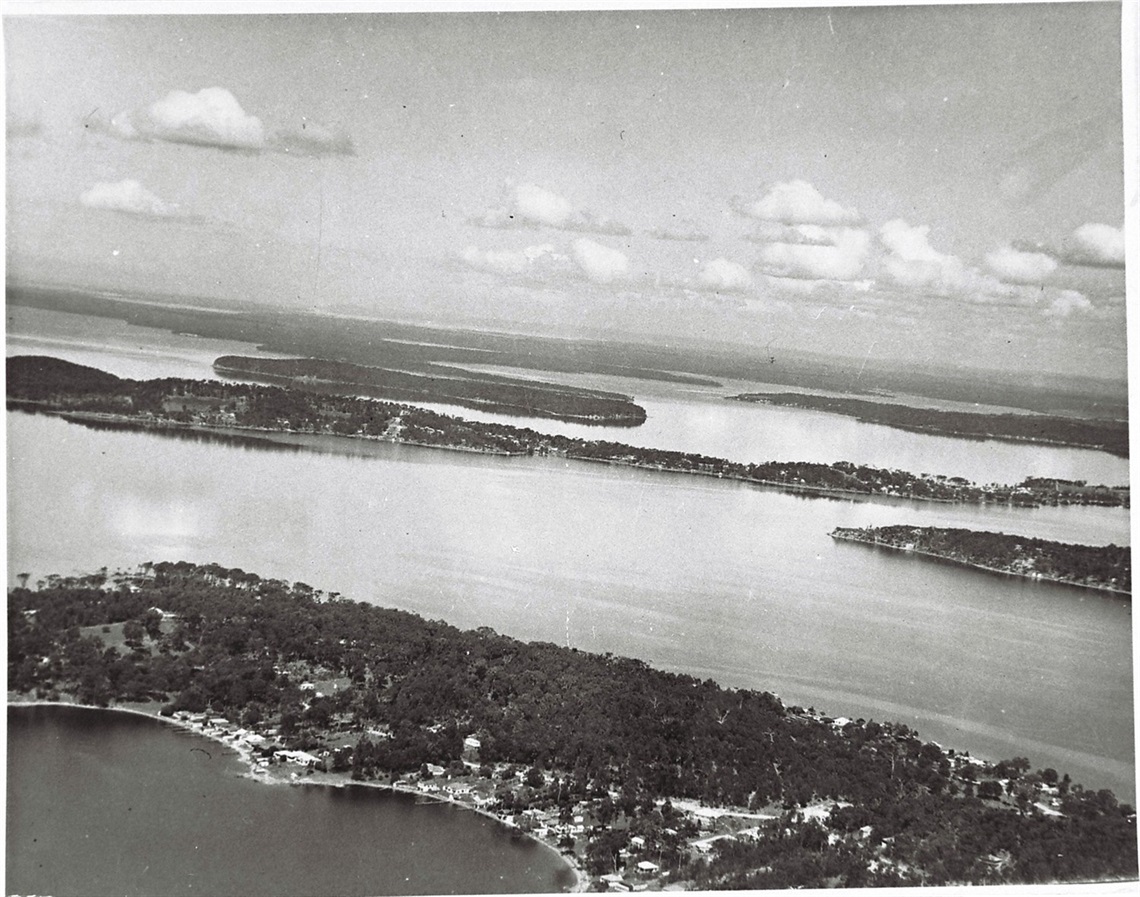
[3,3,1131,380]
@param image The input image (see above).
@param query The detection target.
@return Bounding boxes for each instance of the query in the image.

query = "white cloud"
[515,184,576,228]
[572,238,629,283]
[698,258,752,292]
[759,227,871,281]
[1045,289,1093,318]
[735,180,862,226]
[97,87,352,156]
[984,245,1058,285]
[80,179,178,217]
[877,219,1004,296]
[473,183,630,235]
[1065,223,1125,268]
[460,243,566,277]
[126,87,265,150]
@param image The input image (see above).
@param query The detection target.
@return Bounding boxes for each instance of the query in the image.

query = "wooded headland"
[9,563,1137,889]
[831,526,1130,595]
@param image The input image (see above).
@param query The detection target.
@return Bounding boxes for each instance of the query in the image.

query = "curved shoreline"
[830,532,1131,596]
[7,695,585,892]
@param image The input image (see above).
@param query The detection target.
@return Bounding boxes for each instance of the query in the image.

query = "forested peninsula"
[6,356,1129,510]
[214,354,647,427]
[731,392,1129,458]
[830,526,1130,595]
[9,563,1137,889]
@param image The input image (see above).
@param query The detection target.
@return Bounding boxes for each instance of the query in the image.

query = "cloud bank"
[80,179,179,218]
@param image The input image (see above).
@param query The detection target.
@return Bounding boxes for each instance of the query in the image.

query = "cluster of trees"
[832,526,1130,594]
[7,356,1130,510]
[734,392,1129,458]
[8,562,1136,887]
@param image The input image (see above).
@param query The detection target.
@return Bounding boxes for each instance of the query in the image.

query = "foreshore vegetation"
[7,355,1130,510]
[8,563,1137,889]
[831,526,1130,595]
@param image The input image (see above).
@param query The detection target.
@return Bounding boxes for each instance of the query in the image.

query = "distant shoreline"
[7,695,585,892]
[731,393,1129,458]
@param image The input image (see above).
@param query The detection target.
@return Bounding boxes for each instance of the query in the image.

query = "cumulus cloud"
[758,227,871,281]
[472,183,630,235]
[984,245,1058,285]
[877,219,1001,296]
[79,179,179,218]
[460,243,567,277]
[96,87,352,156]
[107,87,265,150]
[571,238,629,283]
[698,258,752,292]
[1061,223,1125,268]
[1045,289,1093,318]
[734,180,862,226]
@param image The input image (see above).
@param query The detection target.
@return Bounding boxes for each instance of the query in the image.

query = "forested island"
[8,563,1136,889]
[214,355,647,427]
[6,356,1130,510]
[830,526,1130,595]
[731,392,1129,458]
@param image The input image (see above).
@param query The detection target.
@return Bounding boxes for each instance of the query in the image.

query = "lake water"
[6,704,571,896]
[7,410,1134,804]
[6,304,1137,896]
[7,304,1129,487]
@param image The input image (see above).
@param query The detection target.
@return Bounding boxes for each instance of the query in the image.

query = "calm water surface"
[6,704,571,896]
[7,411,1134,803]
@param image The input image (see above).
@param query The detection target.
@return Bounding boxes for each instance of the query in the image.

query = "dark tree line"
[9,356,1127,509]
[8,562,1136,887]
[833,525,1130,593]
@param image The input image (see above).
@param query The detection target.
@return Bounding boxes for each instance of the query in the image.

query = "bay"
[7,411,1134,802]
[6,704,572,896]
